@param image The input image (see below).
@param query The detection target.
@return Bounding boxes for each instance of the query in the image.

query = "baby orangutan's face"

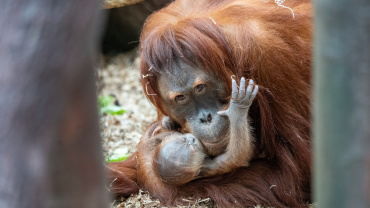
[159,132,206,165]
[154,132,207,185]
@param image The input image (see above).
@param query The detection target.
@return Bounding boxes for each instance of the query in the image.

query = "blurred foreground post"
[314,0,370,207]
[0,0,107,207]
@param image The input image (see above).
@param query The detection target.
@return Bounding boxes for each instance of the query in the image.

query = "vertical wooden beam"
[0,0,107,207]
[313,0,370,207]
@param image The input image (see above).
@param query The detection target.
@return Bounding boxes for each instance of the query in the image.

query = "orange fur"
[109,0,312,207]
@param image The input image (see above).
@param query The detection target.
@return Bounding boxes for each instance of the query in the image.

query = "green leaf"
[100,105,126,115]
[106,155,130,163]
[98,95,114,108]
[98,95,126,115]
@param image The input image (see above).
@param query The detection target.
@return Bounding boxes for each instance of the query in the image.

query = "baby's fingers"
[238,77,246,99]
[246,79,254,97]
[231,79,238,100]
[250,85,259,100]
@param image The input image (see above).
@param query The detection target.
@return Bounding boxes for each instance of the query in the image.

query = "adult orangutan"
[108,77,258,191]
[146,78,258,185]
[108,0,312,207]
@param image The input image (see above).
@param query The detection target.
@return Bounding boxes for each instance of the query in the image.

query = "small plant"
[98,95,126,115]
[106,155,130,163]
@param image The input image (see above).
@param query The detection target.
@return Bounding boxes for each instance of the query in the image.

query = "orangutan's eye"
[175,95,186,102]
[195,84,205,92]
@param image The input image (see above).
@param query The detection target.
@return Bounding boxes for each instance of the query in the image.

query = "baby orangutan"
[153,132,206,185]
[141,78,259,185]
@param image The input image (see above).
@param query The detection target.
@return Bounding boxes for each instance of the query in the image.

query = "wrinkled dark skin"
[157,62,230,156]
[153,77,258,184]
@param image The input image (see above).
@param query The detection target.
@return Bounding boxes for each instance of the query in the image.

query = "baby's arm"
[199,78,258,177]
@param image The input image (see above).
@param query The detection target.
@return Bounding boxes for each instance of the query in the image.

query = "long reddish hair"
[119,0,314,206]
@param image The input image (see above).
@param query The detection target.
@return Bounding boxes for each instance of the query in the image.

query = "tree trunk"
[314,0,370,207]
[0,0,108,207]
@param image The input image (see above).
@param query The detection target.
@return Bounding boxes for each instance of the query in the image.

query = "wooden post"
[313,0,370,207]
[0,0,108,207]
